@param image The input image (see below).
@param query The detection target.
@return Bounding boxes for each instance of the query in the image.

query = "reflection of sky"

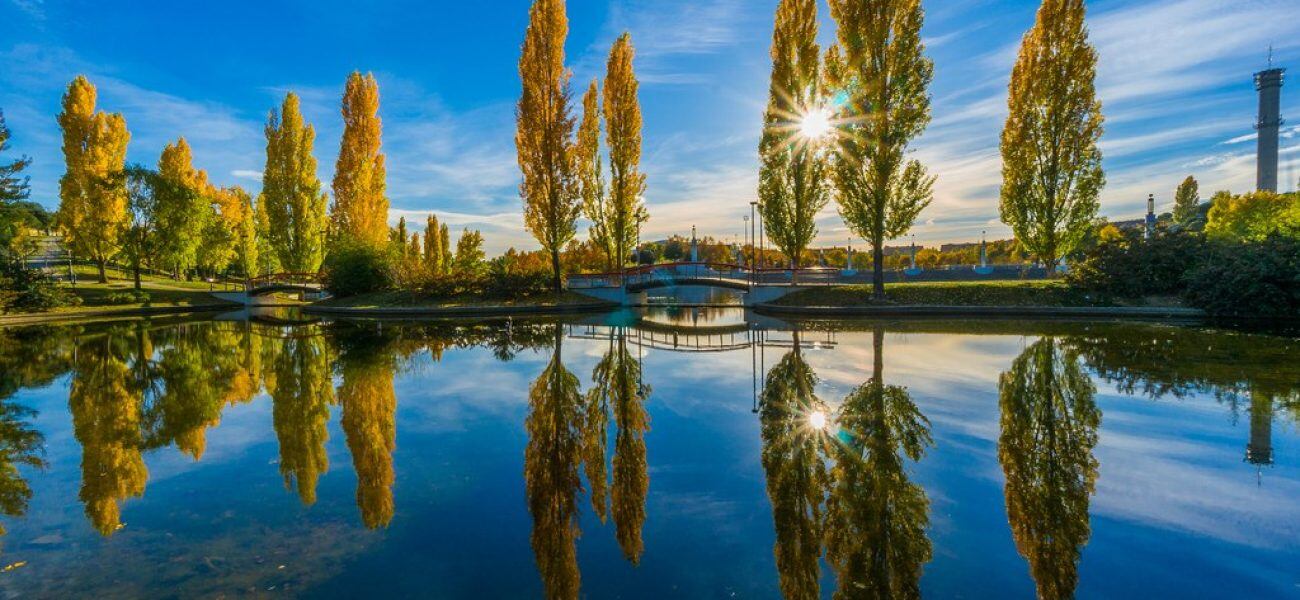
[1,320,1299,597]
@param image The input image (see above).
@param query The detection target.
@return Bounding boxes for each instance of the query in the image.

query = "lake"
[0,309,1297,598]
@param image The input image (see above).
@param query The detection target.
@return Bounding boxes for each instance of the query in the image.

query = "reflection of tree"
[0,326,69,542]
[271,330,335,505]
[524,326,585,600]
[587,330,650,564]
[759,335,828,600]
[0,395,46,541]
[825,329,932,600]
[336,327,397,530]
[69,335,148,536]
[999,337,1100,600]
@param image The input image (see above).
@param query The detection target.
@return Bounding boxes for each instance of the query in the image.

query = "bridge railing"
[245,272,324,291]
[568,262,855,289]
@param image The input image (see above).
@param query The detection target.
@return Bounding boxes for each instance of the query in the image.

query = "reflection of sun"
[809,409,828,431]
[798,107,833,140]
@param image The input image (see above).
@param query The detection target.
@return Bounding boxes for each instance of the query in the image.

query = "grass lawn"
[316,290,605,309]
[771,280,1182,308]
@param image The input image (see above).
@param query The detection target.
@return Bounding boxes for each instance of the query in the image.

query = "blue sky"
[2,0,1297,252]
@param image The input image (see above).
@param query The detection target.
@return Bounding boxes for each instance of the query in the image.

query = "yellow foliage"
[332,72,389,246]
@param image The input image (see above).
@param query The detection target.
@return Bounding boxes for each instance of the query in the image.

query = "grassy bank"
[771,280,1183,308]
[314,290,603,310]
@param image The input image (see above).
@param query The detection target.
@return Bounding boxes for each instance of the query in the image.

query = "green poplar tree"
[759,0,830,275]
[263,93,328,273]
[1000,0,1105,270]
[827,0,935,298]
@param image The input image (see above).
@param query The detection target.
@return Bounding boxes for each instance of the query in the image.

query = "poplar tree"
[233,187,259,278]
[199,185,249,276]
[393,216,408,251]
[603,33,648,270]
[56,76,131,282]
[154,138,210,277]
[424,214,443,274]
[577,80,613,268]
[759,0,830,275]
[332,72,388,246]
[263,93,328,273]
[1000,0,1104,271]
[827,0,935,299]
[438,223,451,274]
[1172,175,1199,225]
[408,232,422,263]
[254,195,281,276]
[453,228,486,274]
[516,0,581,291]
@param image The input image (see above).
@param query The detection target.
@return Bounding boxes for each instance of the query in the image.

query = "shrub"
[0,262,80,313]
[321,239,396,298]
[1067,228,1204,299]
[1183,236,1300,318]
[104,291,150,305]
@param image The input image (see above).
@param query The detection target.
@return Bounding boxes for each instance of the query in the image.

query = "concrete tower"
[1254,64,1285,192]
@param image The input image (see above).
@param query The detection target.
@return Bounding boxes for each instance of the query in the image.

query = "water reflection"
[998,338,1100,600]
[271,329,334,505]
[825,329,933,599]
[0,315,1297,596]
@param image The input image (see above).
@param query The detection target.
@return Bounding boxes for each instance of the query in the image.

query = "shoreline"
[753,303,1208,320]
[0,302,240,327]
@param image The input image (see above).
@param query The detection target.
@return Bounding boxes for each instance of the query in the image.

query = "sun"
[809,410,828,431]
[798,107,833,140]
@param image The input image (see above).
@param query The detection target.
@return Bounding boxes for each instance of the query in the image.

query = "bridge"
[568,262,847,306]
[210,272,327,306]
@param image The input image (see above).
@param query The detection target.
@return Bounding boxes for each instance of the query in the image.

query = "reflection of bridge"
[569,262,848,306]
[566,323,837,354]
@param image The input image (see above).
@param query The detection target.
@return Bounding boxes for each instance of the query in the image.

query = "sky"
[2,0,1298,253]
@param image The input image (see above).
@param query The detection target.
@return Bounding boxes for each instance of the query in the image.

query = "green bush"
[104,291,150,305]
[1183,236,1300,318]
[1068,229,1204,299]
[0,262,80,313]
[322,239,397,298]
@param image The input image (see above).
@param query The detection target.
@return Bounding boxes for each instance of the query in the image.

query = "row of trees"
[516,0,648,291]
[757,0,1104,298]
[47,71,486,290]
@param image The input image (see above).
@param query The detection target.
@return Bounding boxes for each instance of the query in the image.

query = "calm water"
[0,310,1298,598]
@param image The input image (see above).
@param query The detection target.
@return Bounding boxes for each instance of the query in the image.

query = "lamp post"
[749,201,758,283]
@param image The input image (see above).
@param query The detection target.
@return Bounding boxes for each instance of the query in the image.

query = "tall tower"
[1254,62,1285,193]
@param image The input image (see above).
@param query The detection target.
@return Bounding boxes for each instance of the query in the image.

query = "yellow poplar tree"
[263,92,329,273]
[827,0,935,299]
[332,72,389,246]
[233,187,258,279]
[603,33,648,270]
[154,138,211,277]
[424,214,443,274]
[517,0,581,291]
[56,76,130,282]
[759,0,830,273]
[1000,0,1104,271]
[576,80,613,268]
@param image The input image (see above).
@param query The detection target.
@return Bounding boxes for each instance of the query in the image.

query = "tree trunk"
[551,249,563,293]
[96,258,108,284]
[133,259,142,291]
[872,243,885,300]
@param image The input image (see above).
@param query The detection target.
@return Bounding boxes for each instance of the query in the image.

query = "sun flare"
[798,107,833,140]
[809,410,828,431]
